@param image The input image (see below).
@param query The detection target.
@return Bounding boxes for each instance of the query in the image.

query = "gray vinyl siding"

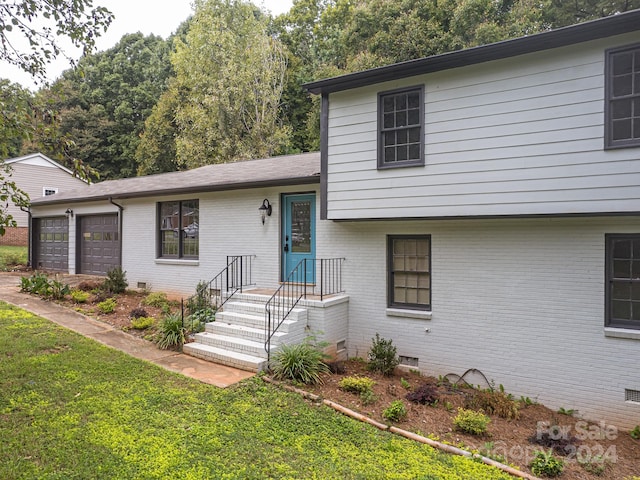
[325,32,640,220]
[7,163,87,226]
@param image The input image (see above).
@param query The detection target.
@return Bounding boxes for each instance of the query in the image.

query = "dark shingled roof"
[31,152,321,206]
[304,9,640,94]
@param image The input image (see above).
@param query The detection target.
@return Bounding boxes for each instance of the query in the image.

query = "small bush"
[406,383,439,405]
[70,290,90,303]
[465,389,519,419]
[360,389,378,405]
[400,377,411,390]
[383,400,407,422]
[142,291,169,308]
[630,425,640,440]
[20,273,69,299]
[453,408,490,435]
[339,376,376,395]
[102,267,128,294]
[367,333,399,376]
[271,339,329,385]
[156,313,186,350]
[77,280,101,291]
[530,449,564,477]
[131,316,155,330]
[97,298,117,314]
[129,307,149,319]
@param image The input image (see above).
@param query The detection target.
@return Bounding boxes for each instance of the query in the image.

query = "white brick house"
[30,11,640,428]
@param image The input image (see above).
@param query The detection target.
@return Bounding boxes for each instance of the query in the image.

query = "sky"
[1,0,294,90]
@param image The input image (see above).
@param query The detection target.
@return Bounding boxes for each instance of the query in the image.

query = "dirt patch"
[302,360,640,480]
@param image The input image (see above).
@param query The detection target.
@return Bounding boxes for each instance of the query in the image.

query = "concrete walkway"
[0,272,254,387]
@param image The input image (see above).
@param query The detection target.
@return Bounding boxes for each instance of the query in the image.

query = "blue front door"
[282,194,315,283]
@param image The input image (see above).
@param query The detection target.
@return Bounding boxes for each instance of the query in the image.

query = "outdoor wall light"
[259,199,272,224]
[65,208,74,218]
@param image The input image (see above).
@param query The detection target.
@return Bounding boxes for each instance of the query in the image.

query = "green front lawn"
[0,245,27,270]
[0,302,512,479]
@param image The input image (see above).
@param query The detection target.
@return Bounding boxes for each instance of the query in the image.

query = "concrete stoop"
[183,291,308,373]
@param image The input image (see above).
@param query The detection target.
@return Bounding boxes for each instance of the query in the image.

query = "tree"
[0,0,113,82]
[167,0,290,168]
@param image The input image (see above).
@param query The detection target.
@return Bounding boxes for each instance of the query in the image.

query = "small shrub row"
[20,273,69,300]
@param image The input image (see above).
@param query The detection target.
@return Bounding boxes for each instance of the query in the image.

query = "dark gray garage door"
[33,217,69,271]
[78,214,120,275]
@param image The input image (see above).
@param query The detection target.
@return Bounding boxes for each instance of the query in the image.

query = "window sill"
[604,327,640,340]
[155,258,199,267]
[386,308,432,320]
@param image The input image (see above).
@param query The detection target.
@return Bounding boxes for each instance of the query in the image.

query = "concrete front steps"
[183,291,308,372]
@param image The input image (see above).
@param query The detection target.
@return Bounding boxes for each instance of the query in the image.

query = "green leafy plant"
[70,289,90,303]
[339,376,376,395]
[453,408,490,435]
[383,400,407,422]
[270,338,329,385]
[520,396,537,406]
[630,425,640,440]
[400,377,411,390]
[142,291,169,308]
[156,313,186,350]
[530,449,564,477]
[367,333,399,376]
[102,267,128,294]
[406,383,439,405]
[97,298,117,314]
[130,316,155,330]
[19,273,69,299]
[49,277,70,300]
[557,407,575,416]
[360,389,378,405]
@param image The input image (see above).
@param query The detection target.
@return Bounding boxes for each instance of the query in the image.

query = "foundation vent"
[336,340,346,352]
[399,355,419,367]
[625,389,640,404]
[137,282,147,290]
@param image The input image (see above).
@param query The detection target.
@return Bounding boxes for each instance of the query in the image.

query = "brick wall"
[0,227,28,246]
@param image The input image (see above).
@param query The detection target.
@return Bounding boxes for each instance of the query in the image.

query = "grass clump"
[453,408,490,435]
[155,313,185,350]
[131,317,155,330]
[530,449,564,477]
[97,298,117,314]
[271,338,329,385]
[383,400,408,422]
[367,333,399,376]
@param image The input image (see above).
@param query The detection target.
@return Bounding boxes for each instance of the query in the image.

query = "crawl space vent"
[137,282,147,289]
[399,356,419,367]
[336,340,346,352]
[625,389,640,404]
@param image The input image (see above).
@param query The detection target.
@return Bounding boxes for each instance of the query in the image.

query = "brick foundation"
[0,227,29,246]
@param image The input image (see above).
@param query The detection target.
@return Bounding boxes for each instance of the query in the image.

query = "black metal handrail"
[182,255,255,328]
[264,257,345,362]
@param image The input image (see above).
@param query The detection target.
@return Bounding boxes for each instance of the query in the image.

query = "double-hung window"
[605,44,640,148]
[378,86,425,168]
[388,235,431,310]
[605,234,640,329]
[158,200,199,259]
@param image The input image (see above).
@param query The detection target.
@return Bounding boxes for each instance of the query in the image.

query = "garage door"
[33,217,69,271]
[78,214,120,275]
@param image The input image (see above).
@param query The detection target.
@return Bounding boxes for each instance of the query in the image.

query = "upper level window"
[378,86,424,168]
[605,44,640,149]
[605,234,640,330]
[158,200,199,259]
[388,235,431,310]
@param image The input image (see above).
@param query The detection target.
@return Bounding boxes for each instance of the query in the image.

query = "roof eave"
[30,175,321,207]
[304,10,640,95]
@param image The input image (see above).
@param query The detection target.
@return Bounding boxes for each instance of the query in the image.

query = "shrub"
[142,292,169,308]
[129,307,149,319]
[20,273,69,299]
[77,280,101,291]
[630,425,640,440]
[367,333,399,376]
[271,339,329,385]
[156,313,186,350]
[70,289,90,303]
[339,376,376,395]
[530,449,564,477]
[465,389,519,419]
[383,400,407,422]
[406,383,439,405]
[102,267,128,294]
[131,316,155,330]
[97,298,117,314]
[453,408,490,435]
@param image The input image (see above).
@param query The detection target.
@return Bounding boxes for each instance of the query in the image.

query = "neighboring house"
[1,153,88,246]
[30,11,640,429]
